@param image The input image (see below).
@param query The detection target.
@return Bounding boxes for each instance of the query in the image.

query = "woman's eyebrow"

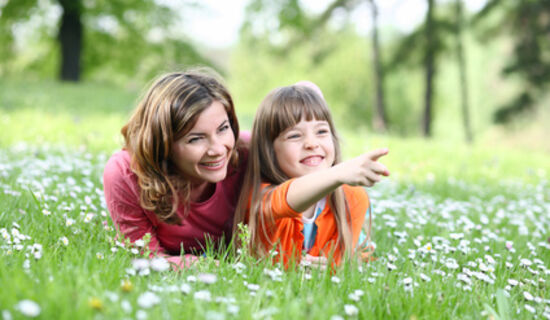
[217,119,229,128]
[186,119,230,137]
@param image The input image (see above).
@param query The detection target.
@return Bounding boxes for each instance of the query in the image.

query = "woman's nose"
[206,137,225,156]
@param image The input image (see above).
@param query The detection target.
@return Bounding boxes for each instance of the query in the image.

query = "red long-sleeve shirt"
[103,148,248,267]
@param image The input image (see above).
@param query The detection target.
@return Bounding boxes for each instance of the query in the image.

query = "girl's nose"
[304,135,319,149]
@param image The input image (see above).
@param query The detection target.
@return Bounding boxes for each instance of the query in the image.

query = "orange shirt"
[255,179,370,267]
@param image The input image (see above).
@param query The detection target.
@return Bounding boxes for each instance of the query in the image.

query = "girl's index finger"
[366,148,389,161]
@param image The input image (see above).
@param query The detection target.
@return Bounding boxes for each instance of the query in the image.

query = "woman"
[103,69,248,268]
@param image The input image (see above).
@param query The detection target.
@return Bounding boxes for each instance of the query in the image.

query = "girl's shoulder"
[342,185,369,208]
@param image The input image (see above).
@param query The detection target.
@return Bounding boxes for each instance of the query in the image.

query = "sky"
[183,0,488,49]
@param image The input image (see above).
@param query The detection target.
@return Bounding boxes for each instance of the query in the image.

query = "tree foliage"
[0,0,210,83]
[240,0,393,131]
[474,0,550,123]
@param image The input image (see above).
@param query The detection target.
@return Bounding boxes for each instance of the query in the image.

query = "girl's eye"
[317,129,330,135]
[287,133,301,139]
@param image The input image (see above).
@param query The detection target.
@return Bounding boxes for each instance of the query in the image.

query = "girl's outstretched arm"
[286,148,389,216]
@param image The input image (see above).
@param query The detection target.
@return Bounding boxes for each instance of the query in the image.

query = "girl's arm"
[286,148,389,217]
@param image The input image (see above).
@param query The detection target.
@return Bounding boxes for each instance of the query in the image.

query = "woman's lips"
[199,157,226,170]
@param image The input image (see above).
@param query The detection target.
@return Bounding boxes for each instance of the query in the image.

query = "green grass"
[1,79,549,319]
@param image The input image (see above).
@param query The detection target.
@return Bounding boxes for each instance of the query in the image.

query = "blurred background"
[0,0,548,157]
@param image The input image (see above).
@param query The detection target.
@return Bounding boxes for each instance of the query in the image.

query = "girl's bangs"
[271,87,331,139]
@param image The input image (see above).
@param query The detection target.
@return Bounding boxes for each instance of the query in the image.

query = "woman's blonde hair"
[122,69,239,224]
[234,85,354,262]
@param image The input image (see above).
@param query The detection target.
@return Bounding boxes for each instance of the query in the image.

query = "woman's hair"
[122,68,239,224]
[234,84,354,261]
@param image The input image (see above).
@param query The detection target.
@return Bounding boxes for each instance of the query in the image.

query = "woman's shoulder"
[103,149,134,182]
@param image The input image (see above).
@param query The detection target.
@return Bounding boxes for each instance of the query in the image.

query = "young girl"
[234,83,389,268]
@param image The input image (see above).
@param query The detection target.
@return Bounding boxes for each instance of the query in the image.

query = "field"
[1,80,549,319]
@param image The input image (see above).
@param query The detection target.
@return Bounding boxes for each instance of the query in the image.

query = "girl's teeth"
[302,156,322,165]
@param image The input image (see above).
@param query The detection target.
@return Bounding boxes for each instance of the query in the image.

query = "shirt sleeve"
[103,154,165,255]
[344,186,370,249]
[261,179,301,220]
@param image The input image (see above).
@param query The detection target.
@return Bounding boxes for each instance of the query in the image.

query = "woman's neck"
[189,181,216,202]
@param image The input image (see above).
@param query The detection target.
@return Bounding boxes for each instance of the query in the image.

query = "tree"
[455,0,473,143]
[0,0,208,82]
[241,0,389,131]
[367,0,388,132]
[390,0,470,138]
[58,0,82,81]
[474,0,550,123]
[423,0,436,137]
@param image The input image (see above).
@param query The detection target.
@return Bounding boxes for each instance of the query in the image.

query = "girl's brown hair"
[234,85,356,262]
[122,69,239,224]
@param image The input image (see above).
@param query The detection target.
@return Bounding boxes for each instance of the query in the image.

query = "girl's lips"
[199,157,226,170]
[300,155,324,166]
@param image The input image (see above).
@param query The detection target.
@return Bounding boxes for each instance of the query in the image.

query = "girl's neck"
[301,205,316,220]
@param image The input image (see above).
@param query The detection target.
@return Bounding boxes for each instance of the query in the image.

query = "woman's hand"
[332,148,389,187]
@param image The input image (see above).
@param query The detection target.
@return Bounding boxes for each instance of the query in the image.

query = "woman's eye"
[188,137,202,144]
[219,124,230,132]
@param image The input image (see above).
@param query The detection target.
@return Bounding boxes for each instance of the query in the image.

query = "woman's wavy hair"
[234,85,355,261]
[122,68,239,224]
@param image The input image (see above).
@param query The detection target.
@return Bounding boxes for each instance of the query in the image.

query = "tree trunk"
[423,0,435,137]
[368,0,388,132]
[58,0,82,82]
[456,0,473,143]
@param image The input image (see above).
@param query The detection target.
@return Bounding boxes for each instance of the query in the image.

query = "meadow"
[0,80,549,319]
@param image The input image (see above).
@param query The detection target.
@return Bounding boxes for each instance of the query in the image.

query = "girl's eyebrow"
[313,121,329,127]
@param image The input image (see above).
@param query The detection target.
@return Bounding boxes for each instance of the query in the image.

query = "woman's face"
[171,100,235,185]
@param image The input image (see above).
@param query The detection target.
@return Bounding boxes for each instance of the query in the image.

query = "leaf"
[495,289,511,320]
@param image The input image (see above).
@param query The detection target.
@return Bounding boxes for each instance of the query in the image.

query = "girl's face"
[273,119,335,178]
[171,101,235,186]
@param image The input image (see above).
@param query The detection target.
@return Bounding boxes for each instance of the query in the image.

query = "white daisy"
[15,300,41,317]
[344,304,359,316]
[150,258,170,272]
[198,273,217,284]
[194,290,212,301]
[137,292,160,309]
[180,283,191,295]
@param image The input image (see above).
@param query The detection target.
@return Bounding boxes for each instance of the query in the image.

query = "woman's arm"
[103,154,198,269]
